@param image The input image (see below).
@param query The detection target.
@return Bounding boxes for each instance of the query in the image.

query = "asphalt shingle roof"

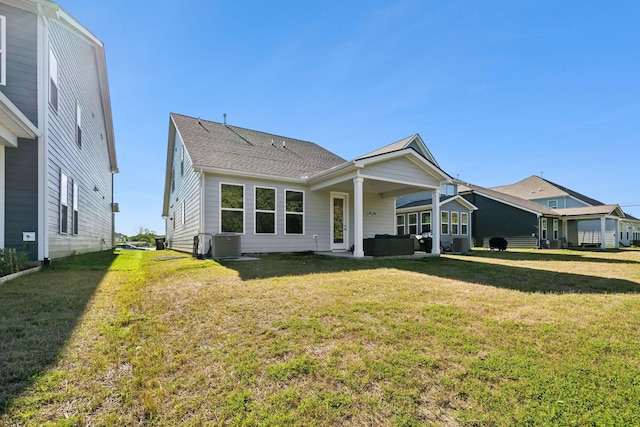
[491,175,604,206]
[172,113,347,179]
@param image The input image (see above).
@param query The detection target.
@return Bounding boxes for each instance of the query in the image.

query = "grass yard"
[1,248,640,426]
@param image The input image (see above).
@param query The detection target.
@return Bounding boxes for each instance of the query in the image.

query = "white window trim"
[76,101,82,147]
[441,211,450,235]
[553,219,558,240]
[548,200,558,208]
[396,214,405,235]
[49,48,58,111]
[284,189,305,235]
[0,16,6,86]
[420,211,431,233]
[72,181,79,235]
[451,212,459,235]
[461,212,469,235]
[541,218,548,240]
[60,172,68,234]
[220,182,245,234]
[255,186,277,235]
[407,212,418,235]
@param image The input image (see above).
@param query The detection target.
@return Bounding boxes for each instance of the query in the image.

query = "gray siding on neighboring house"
[0,3,38,124]
[5,138,38,258]
[531,196,589,209]
[46,19,114,258]
[462,192,539,247]
[165,132,201,253]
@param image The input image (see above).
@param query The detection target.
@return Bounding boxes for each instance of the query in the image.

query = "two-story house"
[0,0,117,262]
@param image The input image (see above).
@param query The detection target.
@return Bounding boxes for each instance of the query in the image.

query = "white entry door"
[331,193,348,251]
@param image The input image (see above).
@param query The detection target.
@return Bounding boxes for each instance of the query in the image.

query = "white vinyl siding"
[0,15,6,86]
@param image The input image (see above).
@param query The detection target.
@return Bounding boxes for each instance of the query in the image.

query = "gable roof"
[355,134,440,167]
[458,182,559,216]
[555,205,625,217]
[492,175,603,206]
[171,113,346,180]
[396,194,477,212]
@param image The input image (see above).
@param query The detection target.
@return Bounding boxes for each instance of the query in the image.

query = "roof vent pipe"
[282,140,286,149]
[223,113,227,125]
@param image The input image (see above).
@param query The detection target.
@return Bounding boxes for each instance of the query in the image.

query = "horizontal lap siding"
[165,133,200,253]
[204,175,329,254]
[362,193,395,238]
[2,5,38,257]
[363,158,440,187]
[46,20,114,258]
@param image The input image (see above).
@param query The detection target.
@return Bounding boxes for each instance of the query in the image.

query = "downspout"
[37,3,49,262]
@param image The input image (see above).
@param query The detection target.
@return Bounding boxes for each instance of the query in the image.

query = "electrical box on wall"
[22,232,36,242]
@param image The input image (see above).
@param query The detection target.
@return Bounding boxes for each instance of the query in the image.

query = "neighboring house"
[162,113,454,258]
[461,176,633,249]
[396,187,477,252]
[0,0,117,261]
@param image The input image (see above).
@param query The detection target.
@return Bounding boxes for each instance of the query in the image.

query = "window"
[0,16,6,86]
[60,172,68,233]
[72,182,79,234]
[451,212,459,234]
[548,200,558,209]
[285,190,304,234]
[171,168,175,193]
[76,101,82,147]
[461,212,468,235]
[49,48,58,111]
[441,211,449,235]
[541,218,548,240]
[181,201,185,226]
[180,146,184,176]
[396,214,405,235]
[553,219,558,240]
[221,183,244,233]
[441,184,457,196]
[255,187,276,234]
[407,213,418,235]
[420,211,431,233]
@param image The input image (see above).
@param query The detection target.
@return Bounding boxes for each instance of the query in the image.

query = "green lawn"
[1,248,640,426]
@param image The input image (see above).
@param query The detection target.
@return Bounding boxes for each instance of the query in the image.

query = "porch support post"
[600,217,606,249]
[353,177,365,257]
[432,188,441,255]
[614,218,620,249]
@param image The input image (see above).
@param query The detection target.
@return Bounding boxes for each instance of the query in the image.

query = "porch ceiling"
[320,176,436,198]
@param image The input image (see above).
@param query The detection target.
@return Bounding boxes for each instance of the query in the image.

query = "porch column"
[353,177,364,257]
[600,217,606,249]
[614,218,620,249]
[432,188,441,254]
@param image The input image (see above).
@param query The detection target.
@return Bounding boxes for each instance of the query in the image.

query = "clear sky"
[59,0,639,235]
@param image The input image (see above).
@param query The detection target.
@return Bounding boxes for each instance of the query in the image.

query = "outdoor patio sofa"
[363,234,414,257]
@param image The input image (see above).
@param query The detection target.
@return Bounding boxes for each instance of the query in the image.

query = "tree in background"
[129,227,159,247]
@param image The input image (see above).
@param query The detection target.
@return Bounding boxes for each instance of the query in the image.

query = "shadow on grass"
[468,248,640,265]
[223,251,640,294]
[0,250,117,414]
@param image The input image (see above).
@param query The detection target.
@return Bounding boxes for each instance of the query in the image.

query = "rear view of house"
[162,113,455,258]
[0,0,117,261]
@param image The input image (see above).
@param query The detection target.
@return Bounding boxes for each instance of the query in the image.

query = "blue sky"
[60,0,639,235]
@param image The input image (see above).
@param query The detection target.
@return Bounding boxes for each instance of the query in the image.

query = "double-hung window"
[451,212,459,234]
[255,187,276,234]
[76,101,82,147]
[221,183,244,233]
[420,212,431,233]
[0,15,6,86]
[461,212,468,235]
[396,214,405,235]
[285,190,304,234]
[49,48,59,111]
[60,172,68,233]
[541,218,548,240]
[553,219,558,239]
[407,213,418,235]
[441,211,449,235]
[72,181,79,235]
